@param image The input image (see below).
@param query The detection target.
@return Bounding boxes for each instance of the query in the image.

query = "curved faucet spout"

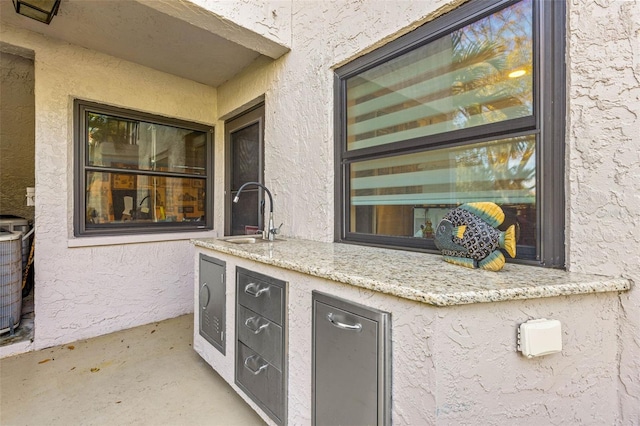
[233,181,273,213]
[233,181,277,240]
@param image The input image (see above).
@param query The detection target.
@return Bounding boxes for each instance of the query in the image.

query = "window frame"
[74,99,214,237]
[334,0,565,268]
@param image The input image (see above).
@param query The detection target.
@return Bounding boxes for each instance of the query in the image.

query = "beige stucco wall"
[1,0,638,421]
[217,0,640,422]
[0,24,217,351]
[216,0,466,240]
[179,0,291,55]
[0,50,35,222]
[566,0,640,422]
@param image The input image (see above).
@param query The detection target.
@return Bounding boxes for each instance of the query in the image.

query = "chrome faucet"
[233,181,280,241]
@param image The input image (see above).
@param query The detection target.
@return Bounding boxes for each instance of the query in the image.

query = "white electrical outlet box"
[26,187,35,206]
[517,318,562,358]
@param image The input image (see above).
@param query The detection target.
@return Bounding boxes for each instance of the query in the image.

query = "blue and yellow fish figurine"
[434,202,516,272]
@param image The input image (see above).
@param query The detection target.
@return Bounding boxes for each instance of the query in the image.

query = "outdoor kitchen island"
[191,237,631,426]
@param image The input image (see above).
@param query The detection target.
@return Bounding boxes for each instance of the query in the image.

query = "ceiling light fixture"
[12,0,61,25]
[508,69,527,79]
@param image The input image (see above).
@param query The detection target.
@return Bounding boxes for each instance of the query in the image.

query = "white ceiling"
[0,0,274,87]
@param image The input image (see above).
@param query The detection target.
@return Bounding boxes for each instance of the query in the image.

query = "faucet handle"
[272,223,283,235]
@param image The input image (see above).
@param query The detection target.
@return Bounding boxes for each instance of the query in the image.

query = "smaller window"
[74,100,213,236]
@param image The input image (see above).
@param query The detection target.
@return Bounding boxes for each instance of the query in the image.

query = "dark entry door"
[225,104,265,236]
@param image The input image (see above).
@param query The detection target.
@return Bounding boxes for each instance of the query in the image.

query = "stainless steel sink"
[219,236,284,244]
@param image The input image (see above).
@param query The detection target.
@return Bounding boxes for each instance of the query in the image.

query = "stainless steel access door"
[199,254,225,354]
[312,291,391,426]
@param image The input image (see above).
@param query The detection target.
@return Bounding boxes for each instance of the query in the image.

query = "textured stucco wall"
[0,24,217,349]
[216,0,465,241]
[138,0,291,59]
[188,0,291,53]
[566,0,640,423]
[1,0,638,420]
[0,50,35,221]
[433,296,620,425]
[194,250,622,425]
[215,0,640,421]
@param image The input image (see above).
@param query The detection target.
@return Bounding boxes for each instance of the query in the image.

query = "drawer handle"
[244,316,269,334]
[244,282,270,298]
[244,355,269,375]
[327,312,362,332]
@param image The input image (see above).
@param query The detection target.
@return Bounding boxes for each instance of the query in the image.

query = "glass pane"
[346,0,533,150]
[349,135,537,254]
[18,5,50,22]
[231,122,260,190]
[230,190,259,235]
[26,0,58,11]
[85,171,206,226]
[87,113,207,175]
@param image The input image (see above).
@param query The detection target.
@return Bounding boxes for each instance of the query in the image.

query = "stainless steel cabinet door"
[312,292,391,426]
[199,254,225,354]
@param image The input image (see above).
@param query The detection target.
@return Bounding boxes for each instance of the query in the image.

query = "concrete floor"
[0,314,266,426]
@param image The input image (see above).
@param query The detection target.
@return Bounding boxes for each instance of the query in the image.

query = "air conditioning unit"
[0,230,22,334]
[0,215,30,271]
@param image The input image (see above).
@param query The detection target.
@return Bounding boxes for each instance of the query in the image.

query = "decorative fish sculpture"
[434,202,516,271]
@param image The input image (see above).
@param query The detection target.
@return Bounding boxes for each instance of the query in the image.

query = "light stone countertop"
[192,237,632,307]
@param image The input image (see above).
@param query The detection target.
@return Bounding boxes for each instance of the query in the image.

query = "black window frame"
[334,0,565,268]
[74,99,214,237]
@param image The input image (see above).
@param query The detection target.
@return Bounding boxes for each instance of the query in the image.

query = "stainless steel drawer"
[236,341,284,423]
[237,304,283,370]
[237,268,284,325]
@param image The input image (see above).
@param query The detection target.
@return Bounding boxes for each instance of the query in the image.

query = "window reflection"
[86,172,206,226]
[346,0,533,150]
[87,113,207,175]
[349,135,536,250]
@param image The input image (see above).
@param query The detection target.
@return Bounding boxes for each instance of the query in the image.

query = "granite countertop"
[192,237,632,307]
